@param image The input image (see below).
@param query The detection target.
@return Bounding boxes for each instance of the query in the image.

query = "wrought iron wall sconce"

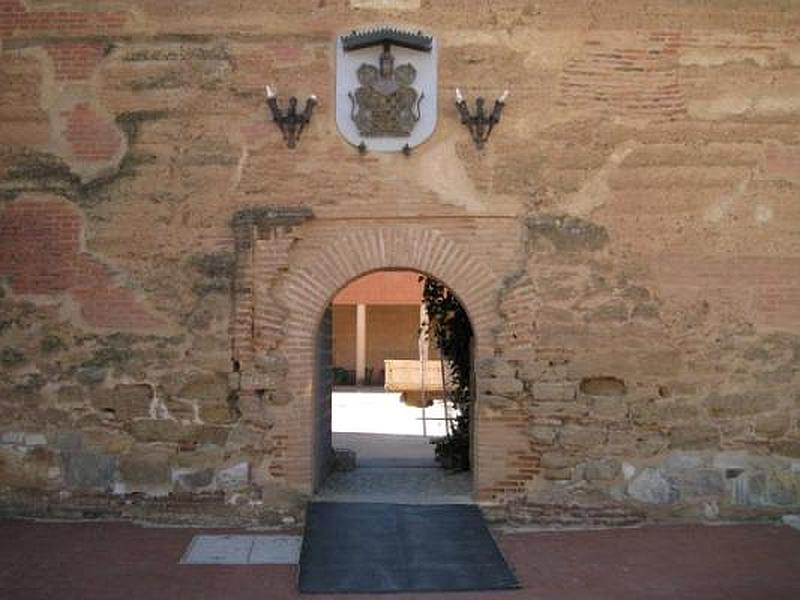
[454,88,508,149]
[265,85,317,149]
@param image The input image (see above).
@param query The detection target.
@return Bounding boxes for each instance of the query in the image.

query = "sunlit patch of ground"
[332,390,456,437]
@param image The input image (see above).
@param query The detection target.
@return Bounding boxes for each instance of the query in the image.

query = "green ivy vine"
[421,276,473,471]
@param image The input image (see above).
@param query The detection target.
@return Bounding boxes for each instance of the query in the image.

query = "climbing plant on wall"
[421,276,473,470]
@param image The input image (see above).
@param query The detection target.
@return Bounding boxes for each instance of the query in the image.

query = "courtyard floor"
[323,390,471,503]
[1,519,799,599]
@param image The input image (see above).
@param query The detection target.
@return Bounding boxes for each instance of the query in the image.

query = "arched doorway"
[229,217,511,501]
[313,269,474,501]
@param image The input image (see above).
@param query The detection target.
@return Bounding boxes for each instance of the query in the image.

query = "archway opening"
[313,269,474,502]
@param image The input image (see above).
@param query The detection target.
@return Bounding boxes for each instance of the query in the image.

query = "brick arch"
[283,227,499,354]
[275,225,502,494]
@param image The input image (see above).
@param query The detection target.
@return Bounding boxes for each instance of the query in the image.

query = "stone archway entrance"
[229,208,516,501]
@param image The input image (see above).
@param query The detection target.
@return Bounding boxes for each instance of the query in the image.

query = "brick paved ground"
[1,520,799,599]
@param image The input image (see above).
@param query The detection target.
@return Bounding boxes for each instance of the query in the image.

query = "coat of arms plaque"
[336,27,437,152]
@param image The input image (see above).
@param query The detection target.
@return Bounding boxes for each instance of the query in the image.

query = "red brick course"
[0,196,162,331]
[559,32,686,120]
[0,0,126,39]
[61,102,123,162]
[45,43,106,82]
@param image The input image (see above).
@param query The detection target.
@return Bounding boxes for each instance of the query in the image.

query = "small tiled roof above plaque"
[341,26,433,52]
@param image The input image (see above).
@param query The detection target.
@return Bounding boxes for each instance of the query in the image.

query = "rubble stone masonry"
[0,0,798,526]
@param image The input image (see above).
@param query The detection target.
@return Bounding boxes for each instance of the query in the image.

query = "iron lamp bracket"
[265,85,317,149]
[454,88,508,149]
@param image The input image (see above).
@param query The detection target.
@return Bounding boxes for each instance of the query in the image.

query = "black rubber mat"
[298,502,520,594]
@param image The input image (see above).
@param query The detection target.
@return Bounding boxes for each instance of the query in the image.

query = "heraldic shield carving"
[336,27,438,152]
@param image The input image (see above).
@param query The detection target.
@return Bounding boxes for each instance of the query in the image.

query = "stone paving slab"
[249,536,303,564]
[781,514,800,530]
[181,534,252,564]
[181,535,302,565]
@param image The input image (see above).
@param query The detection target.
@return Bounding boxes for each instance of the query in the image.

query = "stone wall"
[0,0,798,525]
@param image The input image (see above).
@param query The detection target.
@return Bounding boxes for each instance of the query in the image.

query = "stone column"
[355,303,367,385]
